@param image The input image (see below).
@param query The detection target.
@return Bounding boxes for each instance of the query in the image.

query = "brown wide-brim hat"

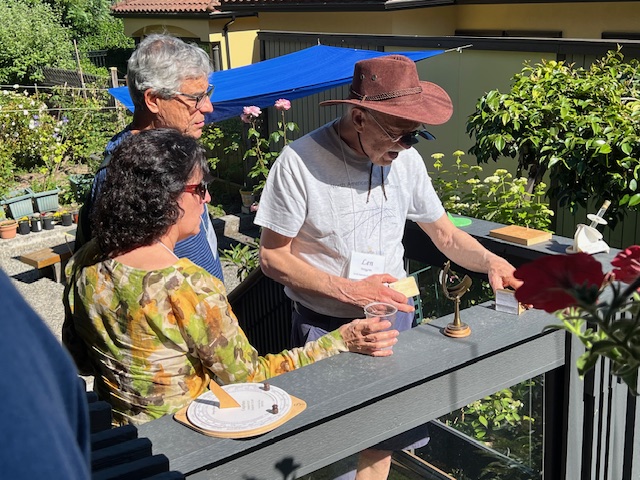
[320,54,453,126]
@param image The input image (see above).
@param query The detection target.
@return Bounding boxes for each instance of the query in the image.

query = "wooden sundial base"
[444,322,471,338]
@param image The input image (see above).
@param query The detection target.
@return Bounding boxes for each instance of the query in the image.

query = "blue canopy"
[108,44,445,123]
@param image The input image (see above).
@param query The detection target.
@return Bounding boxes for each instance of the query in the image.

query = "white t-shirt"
[255,121,445,318]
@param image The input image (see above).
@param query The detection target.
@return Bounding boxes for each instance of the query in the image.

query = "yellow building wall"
[258,2,639,39]
[122,16,259,69]
[455,3,640,39]
[209,16,260,69]
[257,9,456,35]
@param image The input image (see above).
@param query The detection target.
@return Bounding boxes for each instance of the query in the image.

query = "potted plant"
[0,219,18,239]
[61,211,73,226]
[18,216,30,235]
[30,213,42,232]
[33,187,60,213]
[68,173,94,203]
[42,212,54,230]
[0,188,34,219]
[53,210,73,226]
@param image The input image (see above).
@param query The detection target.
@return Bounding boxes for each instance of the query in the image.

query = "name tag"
[347,251,385,280]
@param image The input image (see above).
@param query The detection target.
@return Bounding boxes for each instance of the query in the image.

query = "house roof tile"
[111,0,220,14]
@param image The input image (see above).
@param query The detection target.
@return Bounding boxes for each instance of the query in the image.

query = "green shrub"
[0,86,120,196]
[431,150,553,231]
[221,241,259,282]
[467,48,640,227]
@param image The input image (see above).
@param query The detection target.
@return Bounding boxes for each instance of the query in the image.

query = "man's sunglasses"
[173,84,215,110]
[184,182,208,200]
[367,110,435,145]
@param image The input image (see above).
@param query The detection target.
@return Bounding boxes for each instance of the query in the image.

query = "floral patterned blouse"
[64,242,346,425]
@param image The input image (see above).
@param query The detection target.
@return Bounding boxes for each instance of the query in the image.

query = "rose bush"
[240,99,298,195]
[514,247,640,394]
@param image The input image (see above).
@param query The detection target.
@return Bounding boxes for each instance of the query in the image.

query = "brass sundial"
[440,261,472,338]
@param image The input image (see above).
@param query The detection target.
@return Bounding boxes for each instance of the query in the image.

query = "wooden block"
[488,225,551,246]
[389,276,420,297]
[495,288,525,315]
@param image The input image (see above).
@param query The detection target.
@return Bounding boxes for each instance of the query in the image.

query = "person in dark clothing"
[0,269,90,479]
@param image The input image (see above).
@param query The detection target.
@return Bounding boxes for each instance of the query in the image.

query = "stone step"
[212,212,260,248]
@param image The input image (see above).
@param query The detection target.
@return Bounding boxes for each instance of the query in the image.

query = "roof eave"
[111,9,252,18]
[217,0,452,12]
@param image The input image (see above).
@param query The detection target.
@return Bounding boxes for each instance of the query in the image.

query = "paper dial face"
[186,383,292,433]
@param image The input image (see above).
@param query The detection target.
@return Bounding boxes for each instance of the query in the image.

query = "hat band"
[350,86,422,102]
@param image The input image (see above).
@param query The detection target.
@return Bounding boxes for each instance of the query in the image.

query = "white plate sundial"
[186,383,292,433]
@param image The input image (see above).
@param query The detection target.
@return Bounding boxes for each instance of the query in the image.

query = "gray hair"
[127,34,213,111]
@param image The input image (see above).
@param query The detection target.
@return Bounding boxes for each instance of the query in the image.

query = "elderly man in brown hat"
[255,55,521,479]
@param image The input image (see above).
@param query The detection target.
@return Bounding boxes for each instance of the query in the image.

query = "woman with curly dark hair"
[63,129,397,426]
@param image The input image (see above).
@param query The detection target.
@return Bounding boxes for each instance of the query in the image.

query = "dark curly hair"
[92,129,210,257]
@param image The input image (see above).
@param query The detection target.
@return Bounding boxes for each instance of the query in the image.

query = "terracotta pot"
[0,220,18,239]
[240,190,255,208]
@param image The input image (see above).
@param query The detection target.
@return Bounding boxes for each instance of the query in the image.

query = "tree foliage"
[44,0,133,49]
[467,48,640,227]
[0,0,74,84]
[0,0,132,84]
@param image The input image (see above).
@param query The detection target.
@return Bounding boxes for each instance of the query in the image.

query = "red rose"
[514,252,605,313]
[611,245,640,285]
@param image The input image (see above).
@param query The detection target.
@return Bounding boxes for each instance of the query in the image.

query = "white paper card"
[495,288,524,315]
[347,251,385,280]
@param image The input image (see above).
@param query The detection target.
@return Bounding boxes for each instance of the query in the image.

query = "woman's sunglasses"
[184,182,208,200]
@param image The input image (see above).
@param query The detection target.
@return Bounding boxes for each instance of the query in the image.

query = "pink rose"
[274,99,291,111]
[240,113,252,124]
[242,106,262,118]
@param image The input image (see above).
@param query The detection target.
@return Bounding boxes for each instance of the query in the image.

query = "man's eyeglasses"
[173,84,215,110]
[367,110,435,145]
[184,182,208,200]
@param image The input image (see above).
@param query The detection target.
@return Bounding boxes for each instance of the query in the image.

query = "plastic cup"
[363,302,397,350]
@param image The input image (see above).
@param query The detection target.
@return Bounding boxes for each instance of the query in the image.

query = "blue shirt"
[83,128,224,281]
[0,270,91,478]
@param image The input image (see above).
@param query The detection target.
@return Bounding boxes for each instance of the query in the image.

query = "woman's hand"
[338,317,399,357]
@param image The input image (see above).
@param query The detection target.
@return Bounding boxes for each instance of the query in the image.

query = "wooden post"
[73,39,87,99]
[110,66,126,128]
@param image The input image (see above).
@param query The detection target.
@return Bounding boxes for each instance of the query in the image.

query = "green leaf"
[478,415,488,428]
[629,193,640,207]
[548,156,562,168]
[598,144,612,154]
